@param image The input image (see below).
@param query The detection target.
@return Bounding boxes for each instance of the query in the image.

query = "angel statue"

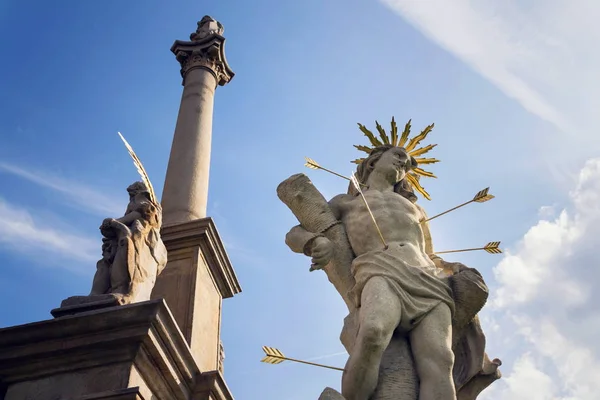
[277,118,501,400]
[58,133,167,311]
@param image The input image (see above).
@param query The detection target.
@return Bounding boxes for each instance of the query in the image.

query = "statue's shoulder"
[411,202,428,221]
[329,193,353,207]
[328,194,353,219]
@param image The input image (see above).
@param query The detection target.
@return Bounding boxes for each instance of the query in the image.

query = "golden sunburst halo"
[352,117,440,200]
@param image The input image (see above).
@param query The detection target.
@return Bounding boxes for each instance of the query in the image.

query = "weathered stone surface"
[0,299,233,400]
[190,16,224,41]
[60,181,168,311]
[151,217,241,373]
[318,387,346,400]
[50,294,120,318]
[278,145,501,399]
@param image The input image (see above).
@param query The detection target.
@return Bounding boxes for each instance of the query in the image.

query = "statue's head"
[190,15,224,41]
[351,145,418,202]
[127,181,150,200]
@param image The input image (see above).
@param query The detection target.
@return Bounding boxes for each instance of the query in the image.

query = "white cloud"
[0,197,97,267]
[484,159,600,399]
[375,5,600,395]
[0,162,123,216]
[483,353,557,400]
[380,0,600,143]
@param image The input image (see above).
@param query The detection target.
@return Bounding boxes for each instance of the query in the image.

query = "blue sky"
[1,0,600,399]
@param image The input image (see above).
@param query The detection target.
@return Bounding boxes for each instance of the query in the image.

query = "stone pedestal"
[0,300,232,400]
[151,217,241,373]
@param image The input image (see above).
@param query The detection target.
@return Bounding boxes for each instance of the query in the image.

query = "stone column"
[152,17,241,381]
[161,16,234,226]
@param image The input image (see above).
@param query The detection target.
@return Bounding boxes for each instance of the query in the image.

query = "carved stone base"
[0,299,233,400]
[151,217,241,373]
[50,294,122,318]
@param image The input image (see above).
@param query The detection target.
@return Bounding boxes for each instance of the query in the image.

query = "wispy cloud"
[0,162,123,216]
[381,0,600,139]
[480,158,600,399]
[0,197,97,267]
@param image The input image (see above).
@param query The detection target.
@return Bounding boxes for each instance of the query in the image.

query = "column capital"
[171,16,235,86]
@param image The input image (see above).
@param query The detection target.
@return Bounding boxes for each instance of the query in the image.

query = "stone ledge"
[0,299,219,400]
[194,370,234,400]
[161,217,241,298]
[80,387,145,400]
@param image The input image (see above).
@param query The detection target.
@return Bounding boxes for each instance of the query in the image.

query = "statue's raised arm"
[277,173,356,311]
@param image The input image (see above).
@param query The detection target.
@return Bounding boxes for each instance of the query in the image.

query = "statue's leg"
[90,264,110,295]
[110,236,132,294]
[409,303,456,400]
[342,276,401,400]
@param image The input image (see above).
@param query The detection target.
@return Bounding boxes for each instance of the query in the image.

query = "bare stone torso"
[333,190,434,269]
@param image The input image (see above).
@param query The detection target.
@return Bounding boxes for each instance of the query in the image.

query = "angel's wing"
[117,132,158,205]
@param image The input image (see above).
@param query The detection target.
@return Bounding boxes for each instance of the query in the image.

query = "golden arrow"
[435,241,502,255]
[350,172,388,250]
[305,157,351,181]
[260,346,344,372]
[304,157,367,187]
[424,188,495,223]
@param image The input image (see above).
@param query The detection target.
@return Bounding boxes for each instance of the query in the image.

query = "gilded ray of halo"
[352,117,440,200]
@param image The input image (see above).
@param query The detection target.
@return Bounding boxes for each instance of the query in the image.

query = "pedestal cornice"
[0,300,197,399]
[161,217,241,299]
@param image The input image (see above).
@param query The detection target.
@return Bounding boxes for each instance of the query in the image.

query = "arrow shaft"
[434,247,484,255]
[280,356,345,372]
[313,165,351,182]
[307,162,368,187]
[352,180,388,249]
[424,200,473,223]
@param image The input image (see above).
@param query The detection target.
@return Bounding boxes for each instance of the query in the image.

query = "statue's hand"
[309,236,333,271]
[100,218,114,230]
[444,261,470,275]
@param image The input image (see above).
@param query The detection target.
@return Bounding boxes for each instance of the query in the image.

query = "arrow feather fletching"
[304,156,320,169]
[473,188,495,203]
[117,132,158,205]
[349,172,362,194]
[484,241,502,254]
